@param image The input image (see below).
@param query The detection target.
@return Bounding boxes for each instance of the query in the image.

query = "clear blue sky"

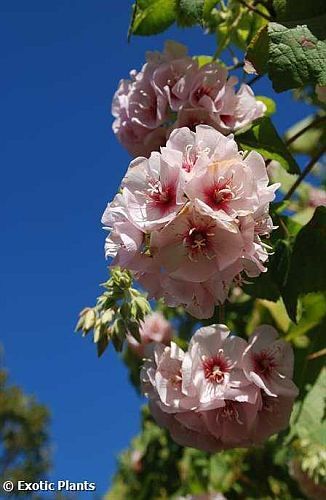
[0,1,316,497]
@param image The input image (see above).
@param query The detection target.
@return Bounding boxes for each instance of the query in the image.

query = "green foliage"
[273,0,326,23]
[283,207,326,322]
[246,2,326,93]
[75,267,151,355]
[130,0,177,36]
[285,114,326,157]
[256,95,276,116]
[294,368,326,446]
[0,365,50,493]
[236,117,300,174]
[176,0,205,27]
[105,407,303,499]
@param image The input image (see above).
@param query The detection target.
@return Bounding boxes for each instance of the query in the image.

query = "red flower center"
[204,178,234,211]
[253,350,277,379]
[147,180,175,214]
[202,353,231,383]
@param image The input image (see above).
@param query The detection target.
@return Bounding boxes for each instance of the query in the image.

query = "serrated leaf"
[268,21,326,92]
[283,207,326,321]
[246,14,326,92]
[236,117,300,174]
[131,0,177,36]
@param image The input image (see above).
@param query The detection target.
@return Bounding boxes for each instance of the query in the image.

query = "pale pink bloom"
[233,84,266,130]
[102,193,147,270]
[182,325,258,409]
[127,312,172,357]
[152,57,197,112]
[242,325,299,398]
[121,152,184,230]
[185,147,275,221]
[308,186,326,207]
[149,400,221,452]
[112,43,266,158]
[253,204,278,237]
[150,200,243,283]
[203,400,259,447]
[164,125,239,180]
[112,57,168,156]
[251,392,296,444]
[189,63,228,113]
[141,342,199,412]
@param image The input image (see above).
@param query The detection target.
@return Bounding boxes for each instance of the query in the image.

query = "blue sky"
[0,1,317,496]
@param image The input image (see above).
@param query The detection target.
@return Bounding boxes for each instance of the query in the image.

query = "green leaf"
[286,292,326,341]
[194,54,213,67]
[245,25,269,74]
[236,117,301,174]
[273,0,326,23]
[295,367,326,445]
[285,114,326,157]
[97,332,110,357]
[203,0,219,20]
[268,21,326,92]
[176,0,204,27]
[283,207,326,321]
[246,12,326,92]
[130,0,177,36]
[256,96,276,116]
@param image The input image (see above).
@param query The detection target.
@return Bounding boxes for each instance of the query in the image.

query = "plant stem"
[283,147,326,201]
[237,0,272,21]
[286,115,326,146]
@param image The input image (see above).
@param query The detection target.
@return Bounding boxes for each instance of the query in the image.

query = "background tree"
[0,353,51,494]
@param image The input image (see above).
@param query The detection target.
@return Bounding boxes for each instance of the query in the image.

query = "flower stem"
[282,147,326,201]
[237,0,273,21]
[286,115,326,146]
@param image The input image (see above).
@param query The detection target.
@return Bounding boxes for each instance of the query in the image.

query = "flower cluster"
[112,41,266,157]
[102,125,279,319]
[141,324,298,452]
[127,312,172,357]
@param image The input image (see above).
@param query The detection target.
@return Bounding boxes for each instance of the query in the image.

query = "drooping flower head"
[141,324,298,452]
[103,125,279,318]
[112,41,266,157]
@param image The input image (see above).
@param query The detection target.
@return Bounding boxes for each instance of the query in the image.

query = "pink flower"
[242,325,299,398]
[182,325,258,409]
[141,324,297,452]
[150,200,243,283]
[103,124,278,318]
[189,63,228,113]
[152,57,197,112]
[120,152,184,230]
[203,400,259,447]
[112,42,266,158]
[142,341,199,413]
[251,392,296,444]
[127,312,172,357]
